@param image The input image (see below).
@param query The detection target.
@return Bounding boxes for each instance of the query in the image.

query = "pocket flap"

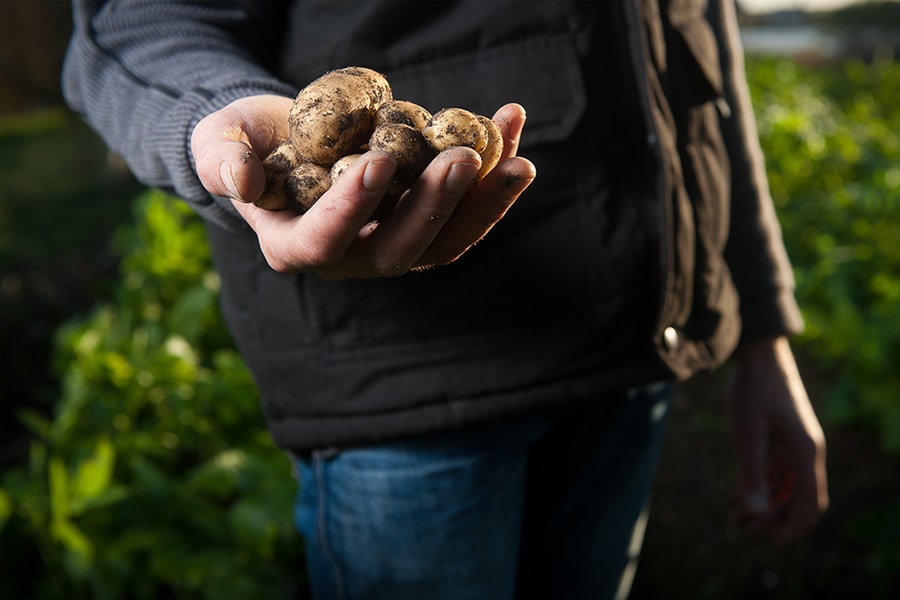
[667,0,724,99]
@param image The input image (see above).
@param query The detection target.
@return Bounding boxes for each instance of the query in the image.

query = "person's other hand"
[191,95,536,279]
[727,335,829,546]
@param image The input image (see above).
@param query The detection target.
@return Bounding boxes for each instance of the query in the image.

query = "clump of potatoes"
[253,67,503,215]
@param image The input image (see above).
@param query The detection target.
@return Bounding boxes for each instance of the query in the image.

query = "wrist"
[733,334,789,368]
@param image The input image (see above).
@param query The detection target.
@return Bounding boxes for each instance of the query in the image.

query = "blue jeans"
[293,381,674,600]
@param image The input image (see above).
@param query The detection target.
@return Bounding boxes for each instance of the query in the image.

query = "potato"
[368,123,435,186]
[475,115,503,181]
[256,139,302,210]
[288,67,392,165]
[374,100,432,131]
[284,163,332,214]
[338,66,393,107]
[278,66,507,217]
[330,153,364,183]
[422,107,488,154]
[329,152,408,221]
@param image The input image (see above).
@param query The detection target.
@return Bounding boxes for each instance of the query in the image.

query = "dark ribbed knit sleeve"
[62,0,298,231]
[709,0,805,341]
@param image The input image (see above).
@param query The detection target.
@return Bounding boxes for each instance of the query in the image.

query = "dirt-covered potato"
[374,100,432,131]
[339,66,393,107]
[368,123,435,186]
[256,139,302,210]
[284,163,332,214]
[422,107,488,154]
[270,65,510,217]
[288,67,392,165]
[475,115,503,181]
[329,153,364,183]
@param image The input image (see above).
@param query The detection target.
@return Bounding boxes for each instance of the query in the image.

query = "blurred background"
[1,1,898,599]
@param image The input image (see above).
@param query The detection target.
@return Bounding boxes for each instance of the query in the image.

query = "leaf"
[48,456,70,520]
[15,408,53,440]
[165,283,216,345]
[69,486,130,516]
[49,459,96,575]
[54,518,95,577]
[187,449,247,498]
[71,437,116,509]
[104,351,135,388]
[228,498,277,556]
[0,488,12,531]
[129,455,171,498]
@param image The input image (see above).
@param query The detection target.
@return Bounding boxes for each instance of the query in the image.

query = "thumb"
[190,95,293,202]
[732,414,775,541]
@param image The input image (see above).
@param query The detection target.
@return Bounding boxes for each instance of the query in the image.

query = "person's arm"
[708,0,828,545]
[64,1,537,277]
[710,0,804,341]
[62,0,295,231]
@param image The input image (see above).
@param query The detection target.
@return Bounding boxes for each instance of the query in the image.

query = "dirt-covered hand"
[191,97,534,279]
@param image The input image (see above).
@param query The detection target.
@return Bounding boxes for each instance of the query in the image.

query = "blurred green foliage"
[747,56,900,454]
[0,192,302,600]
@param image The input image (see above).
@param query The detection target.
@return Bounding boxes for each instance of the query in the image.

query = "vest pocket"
[386,32,587,149]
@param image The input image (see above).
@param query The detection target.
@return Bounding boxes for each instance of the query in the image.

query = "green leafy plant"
[1,191,302,600]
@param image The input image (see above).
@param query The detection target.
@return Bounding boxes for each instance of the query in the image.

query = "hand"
[191,95,536,279]
[727,335,829,546]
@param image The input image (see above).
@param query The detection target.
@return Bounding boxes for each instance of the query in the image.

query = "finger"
[735,427,771,516]
[771,444,829,546]
[235,151,397,274]
[191,95,293,202]
[491,103,527,160]
[770,477,815,546]
[193,126,266,202]
[350,147,482,276]
[416,156,536,267]
[728,386,774,527]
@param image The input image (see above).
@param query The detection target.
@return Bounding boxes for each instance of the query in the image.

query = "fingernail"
[219,161,243,201]
[362,157,395,192]
[445,161,479,195]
